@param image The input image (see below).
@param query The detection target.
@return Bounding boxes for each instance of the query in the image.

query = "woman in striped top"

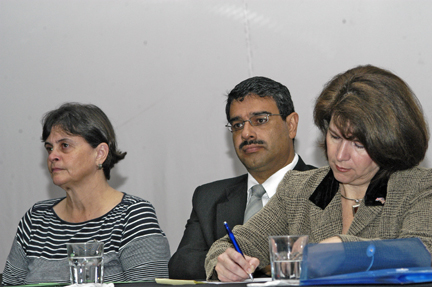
[2,103,170,285]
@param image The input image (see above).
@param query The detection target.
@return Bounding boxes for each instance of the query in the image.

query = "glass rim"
[269,235,309,238]
[66,241,105,248]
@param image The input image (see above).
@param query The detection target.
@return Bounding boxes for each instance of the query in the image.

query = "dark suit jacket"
[168,156,315,279]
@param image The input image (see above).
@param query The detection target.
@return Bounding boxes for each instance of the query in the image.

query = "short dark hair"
[225,76,295,121]
[42,102,126,180]
[314,65,429,177]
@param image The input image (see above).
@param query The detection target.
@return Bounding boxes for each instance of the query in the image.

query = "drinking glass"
[269,235,309,282]
[67,241,104,284]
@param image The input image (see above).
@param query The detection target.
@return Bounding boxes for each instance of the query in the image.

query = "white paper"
[247,279,300,286]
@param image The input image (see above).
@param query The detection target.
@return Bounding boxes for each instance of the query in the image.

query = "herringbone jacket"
[205,166,432,280]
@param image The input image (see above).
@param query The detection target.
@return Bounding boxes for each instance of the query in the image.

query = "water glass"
[67,241,104,284]
[269,235,309,282]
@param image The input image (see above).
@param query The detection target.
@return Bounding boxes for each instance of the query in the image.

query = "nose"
[47,148,60,162]
[240,121,257,140]
[336,140,351,161]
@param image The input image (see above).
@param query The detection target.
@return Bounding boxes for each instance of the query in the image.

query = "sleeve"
[168,187,215,280]
[119,200,171,281]
[204,189,290,280]
[398,174,432,253]
[2,209,33,286]
[2,238,29,286]
[168,188,211,280]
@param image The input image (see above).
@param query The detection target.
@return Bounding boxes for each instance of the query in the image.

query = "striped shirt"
[2,193,170,285]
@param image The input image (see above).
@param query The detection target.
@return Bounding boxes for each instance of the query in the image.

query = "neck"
[248,153,295,184]
[250,173,271,185]
[340,183,368,200]
[57,181,122,223]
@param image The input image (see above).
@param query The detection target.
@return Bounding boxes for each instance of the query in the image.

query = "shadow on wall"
[308,136,328,168]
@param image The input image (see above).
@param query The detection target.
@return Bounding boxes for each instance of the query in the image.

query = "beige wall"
[1,0,432,267]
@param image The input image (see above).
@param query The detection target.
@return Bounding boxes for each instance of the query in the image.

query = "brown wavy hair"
[314,65,429,178]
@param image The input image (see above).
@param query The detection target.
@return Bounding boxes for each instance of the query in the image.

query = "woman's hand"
[319,236,342,244]
[215,247,260,282]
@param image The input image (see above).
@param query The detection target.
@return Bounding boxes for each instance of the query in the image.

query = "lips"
[242,145,263,154]
[51,167,63,173]
[335,165,350,172]
[239,139,265,153]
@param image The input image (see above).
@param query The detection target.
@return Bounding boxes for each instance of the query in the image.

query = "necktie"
[243,184,266,223]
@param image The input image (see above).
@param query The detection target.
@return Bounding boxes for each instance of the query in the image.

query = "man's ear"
[96,143,109,166]
[285,112,299,139]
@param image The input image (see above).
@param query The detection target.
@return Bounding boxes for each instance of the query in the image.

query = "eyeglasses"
[225,113,281,132]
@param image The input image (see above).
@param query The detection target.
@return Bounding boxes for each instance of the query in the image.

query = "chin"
[52,181,63,187]
[52,177,67,187]
[332,173,352,184]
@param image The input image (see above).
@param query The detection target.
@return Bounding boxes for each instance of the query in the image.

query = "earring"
[98,164,103,170]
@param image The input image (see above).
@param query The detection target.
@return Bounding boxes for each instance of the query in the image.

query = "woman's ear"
[96,143,109,165]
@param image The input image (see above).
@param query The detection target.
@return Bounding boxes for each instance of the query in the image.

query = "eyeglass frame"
[225,113,281,132]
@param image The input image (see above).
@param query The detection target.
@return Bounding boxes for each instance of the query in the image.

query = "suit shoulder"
[284,166,329,179]
[278,167,330,196]
[390,166,432,189]
[392,166,432,179]
[305,164,317,170]
[192,174,247,200]
[295,155,317,171]
[196,174,247,190]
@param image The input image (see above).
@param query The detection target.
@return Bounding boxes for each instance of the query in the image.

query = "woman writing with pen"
[205,65,432,281]
[223,221,254,280]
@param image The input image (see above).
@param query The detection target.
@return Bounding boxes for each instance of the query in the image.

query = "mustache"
[239,139,265,149]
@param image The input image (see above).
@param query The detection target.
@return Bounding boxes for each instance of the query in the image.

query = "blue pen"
[223,221,254,280]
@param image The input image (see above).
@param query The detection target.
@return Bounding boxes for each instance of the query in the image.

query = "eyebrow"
[229,111,272,122]
[329,125,359,141]
[44,138,72,146]
[328,126,338,134]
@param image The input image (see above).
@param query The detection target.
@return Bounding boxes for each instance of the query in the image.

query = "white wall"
[1,0,432,268]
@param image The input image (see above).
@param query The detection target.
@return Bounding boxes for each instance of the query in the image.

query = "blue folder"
[301,267,432,285]
[300,238,432,285]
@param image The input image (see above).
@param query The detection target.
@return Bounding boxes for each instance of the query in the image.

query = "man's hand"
[215,247,260,282]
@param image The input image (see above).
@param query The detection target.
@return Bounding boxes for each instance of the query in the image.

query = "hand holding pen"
[221,221,256,281]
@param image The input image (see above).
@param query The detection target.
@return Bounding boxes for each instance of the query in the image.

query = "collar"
[309,169,388,210]
[247,153,299,199]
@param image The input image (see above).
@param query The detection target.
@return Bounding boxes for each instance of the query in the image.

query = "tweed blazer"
[205,166,432,280]
[169,156,315,280]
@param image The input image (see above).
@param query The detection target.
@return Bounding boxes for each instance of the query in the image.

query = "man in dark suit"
[169,76,315,280]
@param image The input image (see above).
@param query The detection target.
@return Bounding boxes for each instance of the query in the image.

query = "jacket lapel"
[215,178,248,239]
[308,169,388,237]
[309,194,343,238]
[348,173,388,234]
[309,170,343,237]
[347,204,383,235]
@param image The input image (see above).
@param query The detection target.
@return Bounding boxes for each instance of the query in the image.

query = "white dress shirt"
[246,153,299,207]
